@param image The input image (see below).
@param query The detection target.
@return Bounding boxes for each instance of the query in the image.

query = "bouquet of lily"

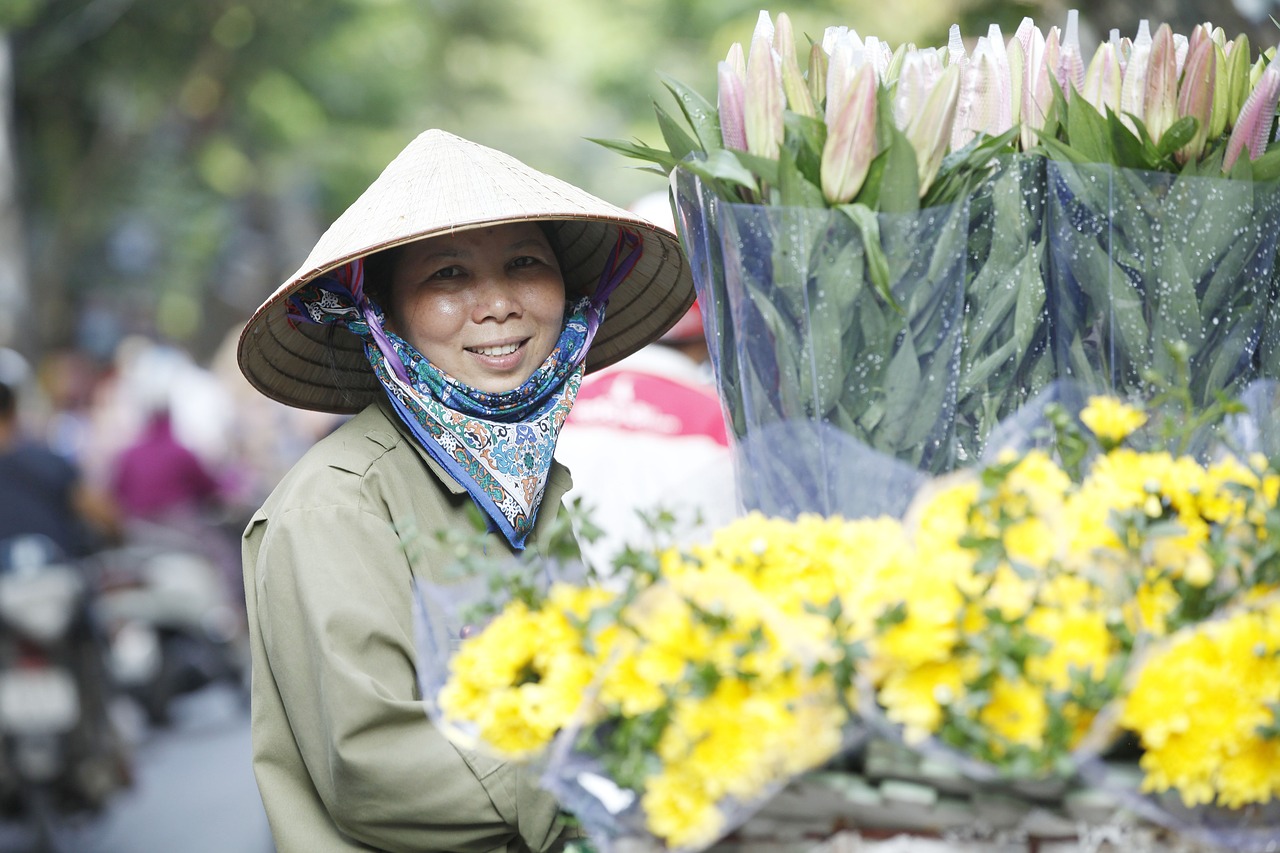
[416,385,1280,851]
[598,9,1280,518]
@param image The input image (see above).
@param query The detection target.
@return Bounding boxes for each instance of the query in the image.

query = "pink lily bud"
[1020,26,1058,145]
[1224,58,1280,172]
[985,23,1013,127]
[1020,24,1048,150]
[745,31,784,161]
[1058,10,1086,97]
[862,36,884,81]
[1014,17,1037,65]
[719,60,748,151]
[726,41,747,82]
[1119,20,1153,133]
[1143,24,1178,144]
[895,49,937,129]
[947,24,968,71]
[1207,42,1230,140]
[1082,42,1123,116]
[1223,35,1252,130]
[1042,26,1063,87]
[752,10,775,47]
[821,26,848,56]
[1007,35,1026,127]
[886,43,910,87]
[907,63,963,195]
[1174,34,1189,77]
[1105,30,1128,80]
[826,29,867,118]
[960,37,1011,141]
[808,42,828,110]
[1186,23,1210,60]
[821,62,879,204]
[1176,34,1216,163]
[774,13,816,118]
[901,48,931,128]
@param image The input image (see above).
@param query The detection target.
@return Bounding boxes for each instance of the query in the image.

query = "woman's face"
[387,222,566,394]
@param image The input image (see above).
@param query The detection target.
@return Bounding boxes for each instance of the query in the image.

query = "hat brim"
[236,130,694,414]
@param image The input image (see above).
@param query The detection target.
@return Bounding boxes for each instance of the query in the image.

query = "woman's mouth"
[467,341,524,358]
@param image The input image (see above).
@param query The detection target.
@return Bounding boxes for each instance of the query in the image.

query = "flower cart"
[416,10,1280,852]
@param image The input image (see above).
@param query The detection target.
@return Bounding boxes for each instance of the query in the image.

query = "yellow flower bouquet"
[415,383,1280,850]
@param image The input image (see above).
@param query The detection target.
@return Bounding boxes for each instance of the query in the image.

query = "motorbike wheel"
[142,631,216,727]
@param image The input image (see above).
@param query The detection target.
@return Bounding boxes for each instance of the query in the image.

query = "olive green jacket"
[243,400,577,853]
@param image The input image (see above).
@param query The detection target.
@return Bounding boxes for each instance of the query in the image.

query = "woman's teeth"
[469,342,521,357]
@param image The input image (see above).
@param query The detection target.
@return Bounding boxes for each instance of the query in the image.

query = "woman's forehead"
[406,222,552,258]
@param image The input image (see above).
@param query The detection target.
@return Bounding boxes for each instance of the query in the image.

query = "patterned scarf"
[285,228,642,549]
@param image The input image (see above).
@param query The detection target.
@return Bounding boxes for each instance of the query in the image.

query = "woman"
[236,130,693,852]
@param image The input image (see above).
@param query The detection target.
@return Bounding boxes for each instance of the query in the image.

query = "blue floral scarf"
[285,229,641,549]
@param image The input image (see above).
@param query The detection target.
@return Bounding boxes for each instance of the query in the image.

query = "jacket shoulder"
[260,405,407,513]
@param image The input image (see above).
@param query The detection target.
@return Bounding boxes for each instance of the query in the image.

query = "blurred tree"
[4,0,1257,368]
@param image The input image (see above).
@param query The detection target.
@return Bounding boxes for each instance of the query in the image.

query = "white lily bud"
[1059,10,1086,96]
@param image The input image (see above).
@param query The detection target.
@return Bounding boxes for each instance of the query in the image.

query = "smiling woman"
[233,129,694,852]
[380,223,567,394]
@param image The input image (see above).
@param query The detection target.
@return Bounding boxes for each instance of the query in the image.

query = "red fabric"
[567,370,728,446]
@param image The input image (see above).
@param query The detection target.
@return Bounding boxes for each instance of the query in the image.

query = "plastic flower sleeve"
[1226,378,1280,458]
[1045,161,1280,404]
[673,165,968,519]
[955,153,1054,463]
[1076,593,1280,853]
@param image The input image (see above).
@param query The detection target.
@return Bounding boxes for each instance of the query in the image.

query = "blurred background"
[0,0,1275,850]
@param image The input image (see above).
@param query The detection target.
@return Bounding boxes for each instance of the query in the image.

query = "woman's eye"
[430,265,463,280]
[510,256,538,269]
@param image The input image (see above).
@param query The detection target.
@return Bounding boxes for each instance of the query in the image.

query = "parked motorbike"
[0,535,131,851]
[96,529,247,727]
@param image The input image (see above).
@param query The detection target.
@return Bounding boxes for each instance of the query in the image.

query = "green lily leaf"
[587,136,678,172]
[1107,109,1157,170]
[777,145,825,208]
[654,102,703,167]
[1155,117,1199,160]
[1065,95,1111,163]
[839,203,898,310]
[660,73,723,154]
[1251,146,1280,181]
[678,149,759,193]
[874,123,921,213]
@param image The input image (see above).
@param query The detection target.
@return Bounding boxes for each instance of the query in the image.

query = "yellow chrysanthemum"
[1122,602,1280,807]
[1080,396,1148,443]
[439,586,608,758]
[640,767,724,850]
[1025,605,1115,695]
[979,676,1048,753]
[876,657,974,743]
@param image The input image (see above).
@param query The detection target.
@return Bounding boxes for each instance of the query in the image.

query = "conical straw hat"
[237,129,694,413]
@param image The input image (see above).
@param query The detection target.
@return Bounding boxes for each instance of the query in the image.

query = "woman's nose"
[471,276,521,322]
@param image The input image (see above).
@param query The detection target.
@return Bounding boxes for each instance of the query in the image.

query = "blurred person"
[556,192,738,568]
[110,405,223,523]
[0,350,120,557]
[235,129,693,851]
[107,343,244,606]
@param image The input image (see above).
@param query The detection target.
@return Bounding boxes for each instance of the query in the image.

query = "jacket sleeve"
[254,501,570,853]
